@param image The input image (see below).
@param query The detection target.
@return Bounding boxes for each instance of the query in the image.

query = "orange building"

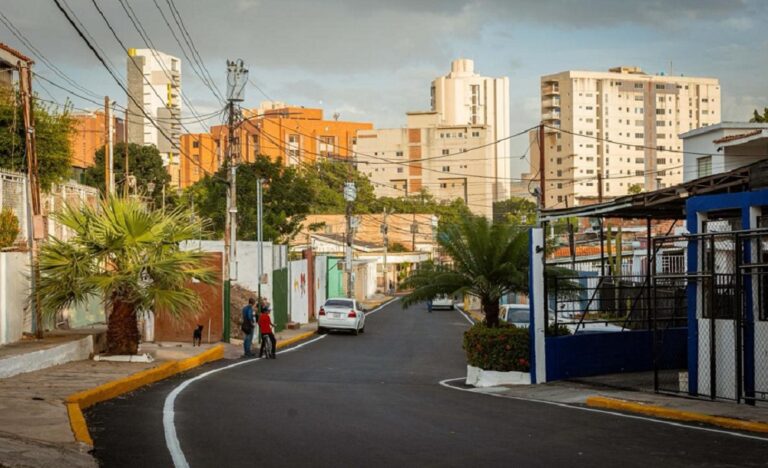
[179,133,219,187]
[179,104,373,188]
[69,110,125,169]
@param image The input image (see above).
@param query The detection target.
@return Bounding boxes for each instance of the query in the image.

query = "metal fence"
[0,169,99,245]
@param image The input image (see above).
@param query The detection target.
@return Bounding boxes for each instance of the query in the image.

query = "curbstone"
[66,344,225,446]
[586,395,768,434]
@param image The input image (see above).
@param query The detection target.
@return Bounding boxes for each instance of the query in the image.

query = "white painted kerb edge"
[466,365,531,387]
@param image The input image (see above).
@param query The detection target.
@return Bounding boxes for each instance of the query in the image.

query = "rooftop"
[680,121,768,140]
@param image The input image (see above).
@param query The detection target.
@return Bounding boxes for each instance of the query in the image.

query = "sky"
[1,0,766,178]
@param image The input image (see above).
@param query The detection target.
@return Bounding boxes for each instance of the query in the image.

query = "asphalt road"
[87,300,768,467]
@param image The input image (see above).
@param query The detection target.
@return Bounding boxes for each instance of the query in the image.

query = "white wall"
[0,252,30,345]
[290,259,309,323]
[314,255,327,316]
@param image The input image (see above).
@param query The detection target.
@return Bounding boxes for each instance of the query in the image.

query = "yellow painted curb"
[586,395,768,434]
[277,330,316,349]
[66,344,225,446]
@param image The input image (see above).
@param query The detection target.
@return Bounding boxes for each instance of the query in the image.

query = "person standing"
[427,298,433,313]
[241,298,256,357]
[259,303,277,359]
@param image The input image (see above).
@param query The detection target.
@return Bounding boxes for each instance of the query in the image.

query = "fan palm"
[401,216,529,327]
[36,197,215,354]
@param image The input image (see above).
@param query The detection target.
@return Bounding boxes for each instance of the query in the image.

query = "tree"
[303,159,377,214]
[493,197,537,225]
[0,91,74,189]
[0,207,20,249]
[82,143,171,207]
[188,156,312,242]
[36,197,215,354]
[750,107,768,123]
[400,216,529,327]
[627,183,644,195]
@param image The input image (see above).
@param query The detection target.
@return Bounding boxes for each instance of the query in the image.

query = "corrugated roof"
[0,42,34,65]
[713,129,763,144]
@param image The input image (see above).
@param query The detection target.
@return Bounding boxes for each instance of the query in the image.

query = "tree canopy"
[83,142,171,207]
[0,92,74,188]
[750,107,768,123]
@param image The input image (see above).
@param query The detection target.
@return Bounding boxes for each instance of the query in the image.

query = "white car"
[318,298,365,335]
[432,294,454,310]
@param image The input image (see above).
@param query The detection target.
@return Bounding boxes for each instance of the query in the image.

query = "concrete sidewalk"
[0,341,225,467]
[475,378,768,433]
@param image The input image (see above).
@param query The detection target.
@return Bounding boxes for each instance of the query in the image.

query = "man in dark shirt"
[241,298,256,357]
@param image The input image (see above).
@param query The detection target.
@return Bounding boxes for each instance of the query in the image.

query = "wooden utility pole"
[123,109,129,197]
[381,208,390,293]
[104,96,114,196]
[19,61,43,339]
[411,212,417,252]
[539,123,545,209]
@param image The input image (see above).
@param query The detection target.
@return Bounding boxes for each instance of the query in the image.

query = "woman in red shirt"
[258,307,277,359]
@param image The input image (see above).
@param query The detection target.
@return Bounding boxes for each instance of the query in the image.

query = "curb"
[586,395,768,434]
[65,344,225,446]
[276,330,316,349]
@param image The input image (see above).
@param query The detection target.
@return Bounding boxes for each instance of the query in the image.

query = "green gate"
[326,257,344,299]
[272,267,288,332]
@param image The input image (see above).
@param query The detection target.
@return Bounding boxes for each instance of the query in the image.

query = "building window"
[440,183,447,189]
[634,133,644,139]
[635,170,644,176]
[697,156,712,178]
[658,158,666,165]
[636,157,644,164]
[655,84,665,90]
[634,83,643,89]
[442,166,450,172]
[442,149,450,155]
[472,131,480,137]
[397,167,403,173]
[192,141,199,148]
[396,151,403,157]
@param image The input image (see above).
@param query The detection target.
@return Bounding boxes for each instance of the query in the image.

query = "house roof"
[680,122,768,140]
[713,129,763,144]
[311,233,384,251]
[0,42,34,65]
[541,158,768,222]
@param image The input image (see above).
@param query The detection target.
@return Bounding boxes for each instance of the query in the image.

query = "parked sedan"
[432,294,454,310]
[318,298,365,335]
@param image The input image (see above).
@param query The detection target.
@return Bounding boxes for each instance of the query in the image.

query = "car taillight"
[319,307,325,316]
[348,310,356,318]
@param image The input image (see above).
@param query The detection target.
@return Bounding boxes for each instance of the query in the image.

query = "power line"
[51,0,223,182]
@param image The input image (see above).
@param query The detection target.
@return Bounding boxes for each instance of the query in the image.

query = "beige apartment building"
[356,59,509,218]
[529,66,720,208]
[126,48,182,186]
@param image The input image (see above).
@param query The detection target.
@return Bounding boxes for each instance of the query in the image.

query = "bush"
[547,323,572,336]
[462,323,530,372]
[0,208,20,249]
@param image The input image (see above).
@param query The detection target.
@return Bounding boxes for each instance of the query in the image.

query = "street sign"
[343,182,357,202]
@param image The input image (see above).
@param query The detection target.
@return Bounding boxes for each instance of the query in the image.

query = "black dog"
[193,325,204,346]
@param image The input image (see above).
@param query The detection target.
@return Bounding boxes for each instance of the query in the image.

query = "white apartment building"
[126,48,182,185]
[530,66,720,208]
[356,59,509,218]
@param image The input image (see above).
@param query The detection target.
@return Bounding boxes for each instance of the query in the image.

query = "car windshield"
[325,299,353,308]
[507,310,530,323]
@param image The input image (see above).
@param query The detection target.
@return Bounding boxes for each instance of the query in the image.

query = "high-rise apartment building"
[357,59,509,218]
[529,66,720,208]
[126,48,182,186]
[69,110,125,171]
[178,103,372,187]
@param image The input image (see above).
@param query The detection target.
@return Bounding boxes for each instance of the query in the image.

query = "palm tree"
[36,197,215,355]
[401,216,529,327]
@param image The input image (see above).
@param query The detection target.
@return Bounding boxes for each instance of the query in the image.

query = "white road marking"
[453,305,476,325]
[164,297,397,467]
[438,377,768,442]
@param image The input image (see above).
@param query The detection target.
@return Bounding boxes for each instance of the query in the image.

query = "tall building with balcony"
[126,48,182,186]
[529,66,720,208]
[357,59,509,218]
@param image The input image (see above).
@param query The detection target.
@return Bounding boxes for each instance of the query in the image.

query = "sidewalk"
[476,377,768,433]
[0,340,225,467]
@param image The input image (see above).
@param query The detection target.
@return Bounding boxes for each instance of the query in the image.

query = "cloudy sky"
[2,0,766,177]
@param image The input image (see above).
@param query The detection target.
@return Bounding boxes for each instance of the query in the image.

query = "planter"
[466,364,530,388]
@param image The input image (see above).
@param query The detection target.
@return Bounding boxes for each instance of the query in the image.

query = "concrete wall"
[289,259,309,323]
[0,252,30,345]
[0,334,94,379]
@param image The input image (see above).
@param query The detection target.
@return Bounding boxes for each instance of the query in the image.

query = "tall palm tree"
[36,197,215,354]
[401,216,529,327]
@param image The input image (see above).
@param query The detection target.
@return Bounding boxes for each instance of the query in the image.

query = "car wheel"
[353,327,359,336]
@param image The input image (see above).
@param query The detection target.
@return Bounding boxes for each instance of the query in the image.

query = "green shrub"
[0,208,20,249]
[462,323,530,372]
[547,323,572,336]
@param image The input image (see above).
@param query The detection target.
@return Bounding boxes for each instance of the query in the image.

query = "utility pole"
[123,109,129,197]
[538,122,545,209]
[257,178,264,303]
[411,212,418,252]
[104,96,114,196]
[381,208,390,294]
[597,172,604,203]
[223,59,248,341]
[344,181,356,299]
[19,60,43,339]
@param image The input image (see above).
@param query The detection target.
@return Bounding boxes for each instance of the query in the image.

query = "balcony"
[545,121,561,134]
[543,97,561,108]
[542,83,560,96]
[543,111,561,121]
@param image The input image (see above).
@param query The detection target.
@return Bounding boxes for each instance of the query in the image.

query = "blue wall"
[546,328,687,381]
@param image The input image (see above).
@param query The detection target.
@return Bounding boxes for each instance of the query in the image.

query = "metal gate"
[653,222,768,404]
